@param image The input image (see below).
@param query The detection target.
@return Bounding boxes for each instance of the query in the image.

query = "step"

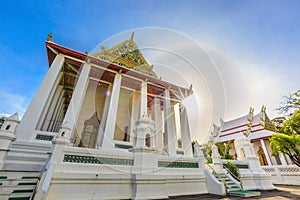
[8,197,31,200]
[227,186,240,190]
[5,192,33,200]
[228,190,261,197]
[6,154,48,163]
[11,141,52,151]
[226,182,236,185]
[0,172,40,180]
[3,161,46,171]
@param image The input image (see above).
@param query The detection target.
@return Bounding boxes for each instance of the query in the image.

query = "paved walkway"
[170,185,300,200]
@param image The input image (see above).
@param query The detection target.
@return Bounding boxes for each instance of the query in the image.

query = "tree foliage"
[277,89,300,114]
[224,161,240,178]
[270,89,300,167]
[202,141,234,161]
[280,109,300,135]
[270,133,300,167]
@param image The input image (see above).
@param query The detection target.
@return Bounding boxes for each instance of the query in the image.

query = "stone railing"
[262,165,300,185]
[220,159,249,169]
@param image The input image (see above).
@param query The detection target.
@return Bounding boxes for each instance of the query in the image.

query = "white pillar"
[63,63,91,141]
[164,89,176,156]
[37,72,63,131]
[152,97,163,151]
[95,85,112,148]
[180,105,193,157]
[101,73,122,149]
[260,139,272,165]
[129,91,140,146]
[279,153,288,165]
[174,103,180,149]
[140,81,148,118]
[17,54,65,141]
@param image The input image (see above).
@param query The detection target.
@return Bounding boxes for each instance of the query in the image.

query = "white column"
[129,91,140,145]
[164,89,176,156]
[37,72,63,130]
[140,81,148,118]
[152,97,163,151]
[63,63,91,141]
[95,85,112,148]
[180,105,193,156]
[101,73,122,149]
[279,153,288,165]
[17,54,65,141]
[174,104,180,149]
[260,139,272,165]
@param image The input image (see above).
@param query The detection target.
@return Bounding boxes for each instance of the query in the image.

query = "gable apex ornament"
[130,32,134,41]
[47,32,53,42]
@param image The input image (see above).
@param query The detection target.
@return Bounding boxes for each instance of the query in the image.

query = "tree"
[270,133,300,167]
[202,140,234,162]
[216,141,234,160]
[270,90,300,167]
[280,109,300,135]
[277,89,300,114]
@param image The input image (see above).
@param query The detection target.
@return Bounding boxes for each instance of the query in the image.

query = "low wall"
[262,165,300,185]
[41,146,208,199]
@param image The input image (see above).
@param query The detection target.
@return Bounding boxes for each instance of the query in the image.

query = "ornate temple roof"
[45,34,193,102]
[212,106,276,142]
[92,33,157,78]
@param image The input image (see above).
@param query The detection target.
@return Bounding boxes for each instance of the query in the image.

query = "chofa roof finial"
[47,32,53,41]
[261,105,266,113]
[130,32,134,41]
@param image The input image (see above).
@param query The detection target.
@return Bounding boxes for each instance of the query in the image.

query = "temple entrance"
[258,147,268,166]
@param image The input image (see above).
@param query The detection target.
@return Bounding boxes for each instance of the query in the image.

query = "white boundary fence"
[262,165,300,185]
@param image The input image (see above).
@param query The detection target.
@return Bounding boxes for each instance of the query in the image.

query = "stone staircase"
[0,141,51,200]
[0,171,40,200]
[215,173,261,197]
[215,173,241,192]
[2,141,51,172]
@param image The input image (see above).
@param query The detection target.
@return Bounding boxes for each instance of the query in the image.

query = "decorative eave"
[218,106,276,139]
[45,41,193,101]
[92,33,157,78]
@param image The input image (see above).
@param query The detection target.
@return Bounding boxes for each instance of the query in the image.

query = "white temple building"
[211,106,293,166]
[0,33,276,199]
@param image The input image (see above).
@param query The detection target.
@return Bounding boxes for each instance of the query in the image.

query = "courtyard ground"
[170,185,300,200]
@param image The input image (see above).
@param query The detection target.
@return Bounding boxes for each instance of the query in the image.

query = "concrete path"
[170,185,300,200]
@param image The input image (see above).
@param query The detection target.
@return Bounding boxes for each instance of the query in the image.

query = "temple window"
[145,134,150,147]
[80,112,100,148]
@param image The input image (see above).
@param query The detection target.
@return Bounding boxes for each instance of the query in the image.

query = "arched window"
[145,134,150,147]
[241,148,246,158]
[80,112,100,148]
[5,124,10,130]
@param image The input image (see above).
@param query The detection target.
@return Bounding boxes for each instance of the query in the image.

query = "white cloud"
[0,92,26,118]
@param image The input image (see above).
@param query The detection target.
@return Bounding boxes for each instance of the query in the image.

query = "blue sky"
[0,0,299,140]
